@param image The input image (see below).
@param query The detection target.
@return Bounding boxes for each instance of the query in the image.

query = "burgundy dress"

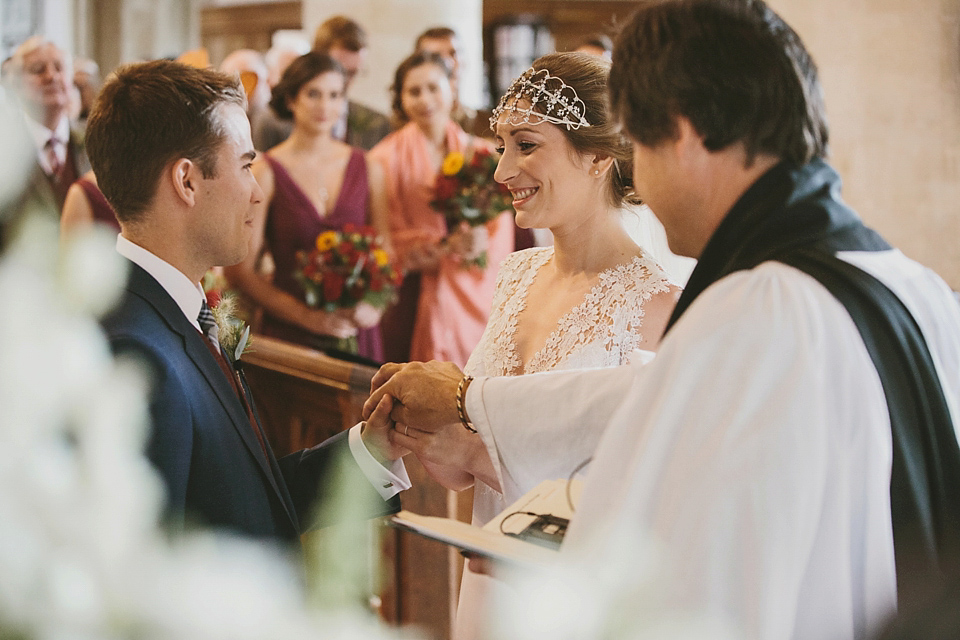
[76,177,120,231]
[261,150,384,363]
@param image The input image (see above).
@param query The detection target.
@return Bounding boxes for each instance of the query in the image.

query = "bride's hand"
[416,457,475,491]
[390,422,502,492]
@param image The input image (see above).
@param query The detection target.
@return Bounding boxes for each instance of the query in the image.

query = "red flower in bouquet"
[430,145,513,268]
[295,226,403,315]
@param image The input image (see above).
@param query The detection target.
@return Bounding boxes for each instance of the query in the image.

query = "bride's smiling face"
[493,109,599,233]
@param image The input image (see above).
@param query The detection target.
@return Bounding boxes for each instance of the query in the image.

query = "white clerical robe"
[465,249,960,640]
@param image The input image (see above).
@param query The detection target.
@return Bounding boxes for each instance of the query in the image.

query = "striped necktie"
[45,136,62,176]
[197,299,220,348]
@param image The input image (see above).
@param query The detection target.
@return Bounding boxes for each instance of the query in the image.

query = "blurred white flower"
[0,99,34,214]
[58,224,129,317]
[0,214,423,640]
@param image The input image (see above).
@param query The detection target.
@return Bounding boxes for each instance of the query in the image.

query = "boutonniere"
[210,293,252,364]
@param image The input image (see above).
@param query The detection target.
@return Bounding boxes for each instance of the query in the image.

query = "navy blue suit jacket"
[102,261,399,544]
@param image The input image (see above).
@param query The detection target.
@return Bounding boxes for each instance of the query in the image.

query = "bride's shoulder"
[627,246,674,282]
[598,247,677,304]
[499,245,552,273]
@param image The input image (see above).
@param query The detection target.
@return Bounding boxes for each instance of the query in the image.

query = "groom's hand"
[363,361,463,431]
[360,394,408,464]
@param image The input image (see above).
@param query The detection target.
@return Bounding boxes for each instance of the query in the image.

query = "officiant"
[365,1,960,638]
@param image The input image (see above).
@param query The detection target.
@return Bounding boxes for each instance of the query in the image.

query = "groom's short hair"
[610,0,829,165]
[85,59,246,223]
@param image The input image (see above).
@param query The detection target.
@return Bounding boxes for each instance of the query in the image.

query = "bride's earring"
[594,169,600,175]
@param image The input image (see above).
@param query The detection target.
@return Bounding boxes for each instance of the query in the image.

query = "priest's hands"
[363,360,463,431]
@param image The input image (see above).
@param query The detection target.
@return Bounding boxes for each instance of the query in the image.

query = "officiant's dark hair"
[609,0,829,165]
[85,60,245,223]
[269,52,345,120]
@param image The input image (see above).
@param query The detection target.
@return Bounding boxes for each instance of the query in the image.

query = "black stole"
[665,159,960,605]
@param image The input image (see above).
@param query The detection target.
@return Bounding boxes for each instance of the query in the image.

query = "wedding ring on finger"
[404,425,409,437]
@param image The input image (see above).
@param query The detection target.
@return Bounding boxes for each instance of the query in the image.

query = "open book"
[389,478,581,568]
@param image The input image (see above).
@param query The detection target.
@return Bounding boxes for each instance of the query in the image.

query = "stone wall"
[774,0,960,287]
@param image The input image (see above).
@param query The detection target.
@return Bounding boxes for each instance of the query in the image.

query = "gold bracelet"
[456,375,477,433]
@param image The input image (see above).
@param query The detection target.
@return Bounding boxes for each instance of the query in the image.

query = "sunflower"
[441,151,465,176]
[315,231,338,252]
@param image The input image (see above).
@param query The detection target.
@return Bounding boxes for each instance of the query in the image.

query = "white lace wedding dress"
[454,245,674,640]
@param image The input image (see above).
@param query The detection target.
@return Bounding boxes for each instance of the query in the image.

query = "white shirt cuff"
[347,424,411,500]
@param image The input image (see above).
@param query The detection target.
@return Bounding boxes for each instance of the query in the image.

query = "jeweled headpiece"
[490,67,592,132]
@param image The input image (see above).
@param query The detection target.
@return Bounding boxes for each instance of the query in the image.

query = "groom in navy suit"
[87,59,408,544]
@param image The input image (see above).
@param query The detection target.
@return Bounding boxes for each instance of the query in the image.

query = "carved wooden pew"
[240,335,468,639]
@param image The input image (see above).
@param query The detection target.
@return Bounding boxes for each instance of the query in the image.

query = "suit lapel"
[125,263,299,529]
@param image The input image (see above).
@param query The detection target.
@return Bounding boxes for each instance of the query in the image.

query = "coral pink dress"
[369,121,514,367]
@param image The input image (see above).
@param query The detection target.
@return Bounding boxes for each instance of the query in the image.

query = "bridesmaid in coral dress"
[225,52,391,362]
[369,52,514,367]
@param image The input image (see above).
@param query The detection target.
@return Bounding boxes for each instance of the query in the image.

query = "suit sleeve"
[277,431,401,530]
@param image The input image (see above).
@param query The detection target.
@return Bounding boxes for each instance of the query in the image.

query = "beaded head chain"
[490,67,592,132]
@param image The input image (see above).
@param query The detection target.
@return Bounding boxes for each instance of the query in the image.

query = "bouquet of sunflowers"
[431,145,512,268]
[295,225,402,341]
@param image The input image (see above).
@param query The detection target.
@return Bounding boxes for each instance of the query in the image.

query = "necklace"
[317,185,329,217]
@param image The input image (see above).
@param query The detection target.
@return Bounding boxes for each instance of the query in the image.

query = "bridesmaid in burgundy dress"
[60,171,120,237]
[224,52,391,363]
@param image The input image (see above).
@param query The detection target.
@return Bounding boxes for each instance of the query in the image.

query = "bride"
[392,52,681,639]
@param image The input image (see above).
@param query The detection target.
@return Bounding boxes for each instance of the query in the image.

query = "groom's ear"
[170,158,198,207]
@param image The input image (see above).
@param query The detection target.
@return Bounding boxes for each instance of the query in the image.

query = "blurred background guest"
[574,33,613,61]
[4,36,89,225]
[72,56,100,128]
[220,48,271,121]
[252,39,310,151]
[414,26,477,134]
[253,16,390,152]
[59,171,118,238]
[416,27,535,252]
[369,51,514,367]
[224,52,390,362]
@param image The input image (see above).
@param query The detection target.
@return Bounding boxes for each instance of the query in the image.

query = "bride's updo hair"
[494,52,639,208]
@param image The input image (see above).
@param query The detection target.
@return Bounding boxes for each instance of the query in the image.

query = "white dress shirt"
[116,235,410,500]
[24,113,70,175]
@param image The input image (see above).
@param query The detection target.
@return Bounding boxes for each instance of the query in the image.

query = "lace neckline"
[493,246,670,376]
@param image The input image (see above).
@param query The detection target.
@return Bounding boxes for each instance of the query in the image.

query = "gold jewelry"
[404,425,409,437]
[456,375,477,433]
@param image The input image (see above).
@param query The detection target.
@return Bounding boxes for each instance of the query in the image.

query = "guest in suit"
[87,59,408,545]
[253,16,391,153]
[4,37,90,227]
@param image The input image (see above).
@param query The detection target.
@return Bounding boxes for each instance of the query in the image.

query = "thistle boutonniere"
[210,293,252,364]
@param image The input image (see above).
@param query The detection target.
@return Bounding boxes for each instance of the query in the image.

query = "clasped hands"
[360,361,499,492]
